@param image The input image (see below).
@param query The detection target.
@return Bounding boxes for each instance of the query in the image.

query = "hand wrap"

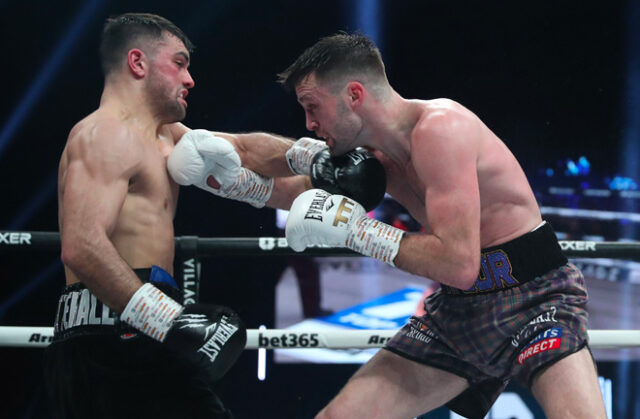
[121,283,246,380]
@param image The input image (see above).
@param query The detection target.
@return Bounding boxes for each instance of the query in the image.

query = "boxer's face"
[145,33,194,123]
[296,72,360,155]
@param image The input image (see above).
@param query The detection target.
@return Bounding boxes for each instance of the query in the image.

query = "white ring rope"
[2,327,640,350]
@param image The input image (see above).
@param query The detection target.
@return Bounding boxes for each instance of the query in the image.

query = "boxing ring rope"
[1,327,640,349]
[4,230,640,258]
[2,231,640,351]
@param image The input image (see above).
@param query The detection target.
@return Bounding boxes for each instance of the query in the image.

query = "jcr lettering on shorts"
[464,250,518,293]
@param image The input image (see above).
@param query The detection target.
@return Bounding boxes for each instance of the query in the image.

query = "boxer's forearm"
[212,131,295,177]
[393,233,480,289]
[265,176,312,209]
[61,229,143,312]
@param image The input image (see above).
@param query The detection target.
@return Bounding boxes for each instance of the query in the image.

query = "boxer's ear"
[127,49,146,78]
[346,81,365,109]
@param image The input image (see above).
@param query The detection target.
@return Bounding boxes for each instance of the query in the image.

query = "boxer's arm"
[171,122,324,178]
[169,123,294,176]
[210,131,295,177]
[169,128,313,209]
[393,111,481,289]
[264,175,312,209]
[59,123,143,312]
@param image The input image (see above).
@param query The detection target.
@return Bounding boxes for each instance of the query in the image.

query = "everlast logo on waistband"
[464,250,518,293]
[55,288,117,333]
[0,232,31,245]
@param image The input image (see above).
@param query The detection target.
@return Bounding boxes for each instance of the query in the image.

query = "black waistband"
[441,222,568,295]
[52,267,180,342]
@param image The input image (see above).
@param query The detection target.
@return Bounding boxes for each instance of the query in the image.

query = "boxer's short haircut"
[100,12,194,77]
[278,32,386,93]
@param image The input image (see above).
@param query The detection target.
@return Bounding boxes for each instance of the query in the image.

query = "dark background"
[0,0,637,418]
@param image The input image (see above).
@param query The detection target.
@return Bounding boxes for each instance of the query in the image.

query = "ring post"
[175,235,200,305]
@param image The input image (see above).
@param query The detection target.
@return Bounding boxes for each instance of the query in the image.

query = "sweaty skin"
[376,100,542,287]
[58,113,183,311]
[375,99,542,247]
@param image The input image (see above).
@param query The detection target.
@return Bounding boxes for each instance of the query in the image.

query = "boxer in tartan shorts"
[199,32,608,418]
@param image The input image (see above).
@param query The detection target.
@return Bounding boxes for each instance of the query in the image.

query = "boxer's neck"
[100,81,164,137]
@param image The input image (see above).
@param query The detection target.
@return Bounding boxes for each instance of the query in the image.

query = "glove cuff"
[121,283,184,342]
[346,217,404,266]
[221,168,274,208]
[286,137,328,176]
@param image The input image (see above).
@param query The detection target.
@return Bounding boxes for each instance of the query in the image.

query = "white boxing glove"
[285,189,404,266]
[285,137,328,175]
[168,129,273,208]
[168,129,240,187]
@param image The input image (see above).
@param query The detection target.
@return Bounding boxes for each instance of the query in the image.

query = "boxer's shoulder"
[69,111,131,144]
[66,113,146,166]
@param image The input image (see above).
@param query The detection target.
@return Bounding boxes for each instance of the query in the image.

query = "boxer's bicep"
[62,129,140,239]
[412,117,481,270]
[62,161,129,238]
[59,128,146,310]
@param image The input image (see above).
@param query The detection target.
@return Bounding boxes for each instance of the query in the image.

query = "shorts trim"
[383,346,479,384]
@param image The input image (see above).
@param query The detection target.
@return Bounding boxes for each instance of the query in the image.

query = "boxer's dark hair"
[278,32,386,92]
[100,13,194,77]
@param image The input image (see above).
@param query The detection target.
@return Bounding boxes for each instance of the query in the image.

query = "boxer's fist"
[285,189,366,252]
[311,148,386,211]
[164,304,246,381]
[121,284,246,381]
[168,129,273,207]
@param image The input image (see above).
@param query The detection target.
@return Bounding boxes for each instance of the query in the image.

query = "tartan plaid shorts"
[385,224,590,418]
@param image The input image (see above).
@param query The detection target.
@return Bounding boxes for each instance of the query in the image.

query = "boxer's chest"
[128,138,179,215]
[378,156,428,227]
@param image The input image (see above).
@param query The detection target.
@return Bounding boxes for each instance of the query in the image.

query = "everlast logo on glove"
[304,190,331,221]
[198,316,240,362]
[175,314,240,363]
[344,150,368,165]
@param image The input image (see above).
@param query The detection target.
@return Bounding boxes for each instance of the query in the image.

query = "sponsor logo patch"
[517,327,563,364]
[403,320,436,344]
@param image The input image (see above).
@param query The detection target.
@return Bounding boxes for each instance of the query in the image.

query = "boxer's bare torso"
[375,99,542,249]
[58,109,182,286]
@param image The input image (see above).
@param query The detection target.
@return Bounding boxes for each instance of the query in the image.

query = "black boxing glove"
[121,283,246,380]
[310,148,387,211]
